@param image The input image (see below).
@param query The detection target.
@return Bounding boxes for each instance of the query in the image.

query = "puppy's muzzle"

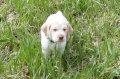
[58,35,64,41]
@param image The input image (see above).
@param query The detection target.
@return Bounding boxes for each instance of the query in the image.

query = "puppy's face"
[41,11,73,42]
[49,23,68,42]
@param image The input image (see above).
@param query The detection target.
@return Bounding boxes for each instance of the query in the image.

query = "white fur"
[40,11,73,58]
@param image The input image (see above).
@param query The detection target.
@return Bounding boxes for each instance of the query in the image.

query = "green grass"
[0,0,120,79]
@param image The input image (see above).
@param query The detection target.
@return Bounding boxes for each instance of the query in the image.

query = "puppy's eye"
[63,29,66,31]
[53,29,57,31]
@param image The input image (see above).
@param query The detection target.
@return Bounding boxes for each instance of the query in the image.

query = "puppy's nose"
[59,36,64,40]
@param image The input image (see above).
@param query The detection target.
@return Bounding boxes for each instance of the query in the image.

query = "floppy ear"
[41,22,51,37]
[67,23,73,40]
[41,22,47,36]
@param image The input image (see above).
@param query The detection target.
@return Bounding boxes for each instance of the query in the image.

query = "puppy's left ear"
[67,23,73,40]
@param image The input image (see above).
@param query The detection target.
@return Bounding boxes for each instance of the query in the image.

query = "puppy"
[41,11,73,59]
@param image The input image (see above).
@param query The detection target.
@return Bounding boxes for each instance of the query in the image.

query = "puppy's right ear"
[41,22,47,36]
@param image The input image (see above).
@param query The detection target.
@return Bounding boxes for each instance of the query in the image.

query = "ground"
[0,0,120,79]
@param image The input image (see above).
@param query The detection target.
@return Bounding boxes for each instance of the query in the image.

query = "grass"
[0,0,120,79]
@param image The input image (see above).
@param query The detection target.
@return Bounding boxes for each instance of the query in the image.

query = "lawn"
[0,0,120,79]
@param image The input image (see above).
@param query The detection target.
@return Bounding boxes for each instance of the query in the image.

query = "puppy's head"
[41,11,73,42]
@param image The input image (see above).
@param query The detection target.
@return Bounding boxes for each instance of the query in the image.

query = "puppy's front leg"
[42,49,48,59]
[42,48,52,60]
[56,42,66,55]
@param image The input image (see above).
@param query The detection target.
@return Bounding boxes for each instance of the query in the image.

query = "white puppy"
[41,11,73,58]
